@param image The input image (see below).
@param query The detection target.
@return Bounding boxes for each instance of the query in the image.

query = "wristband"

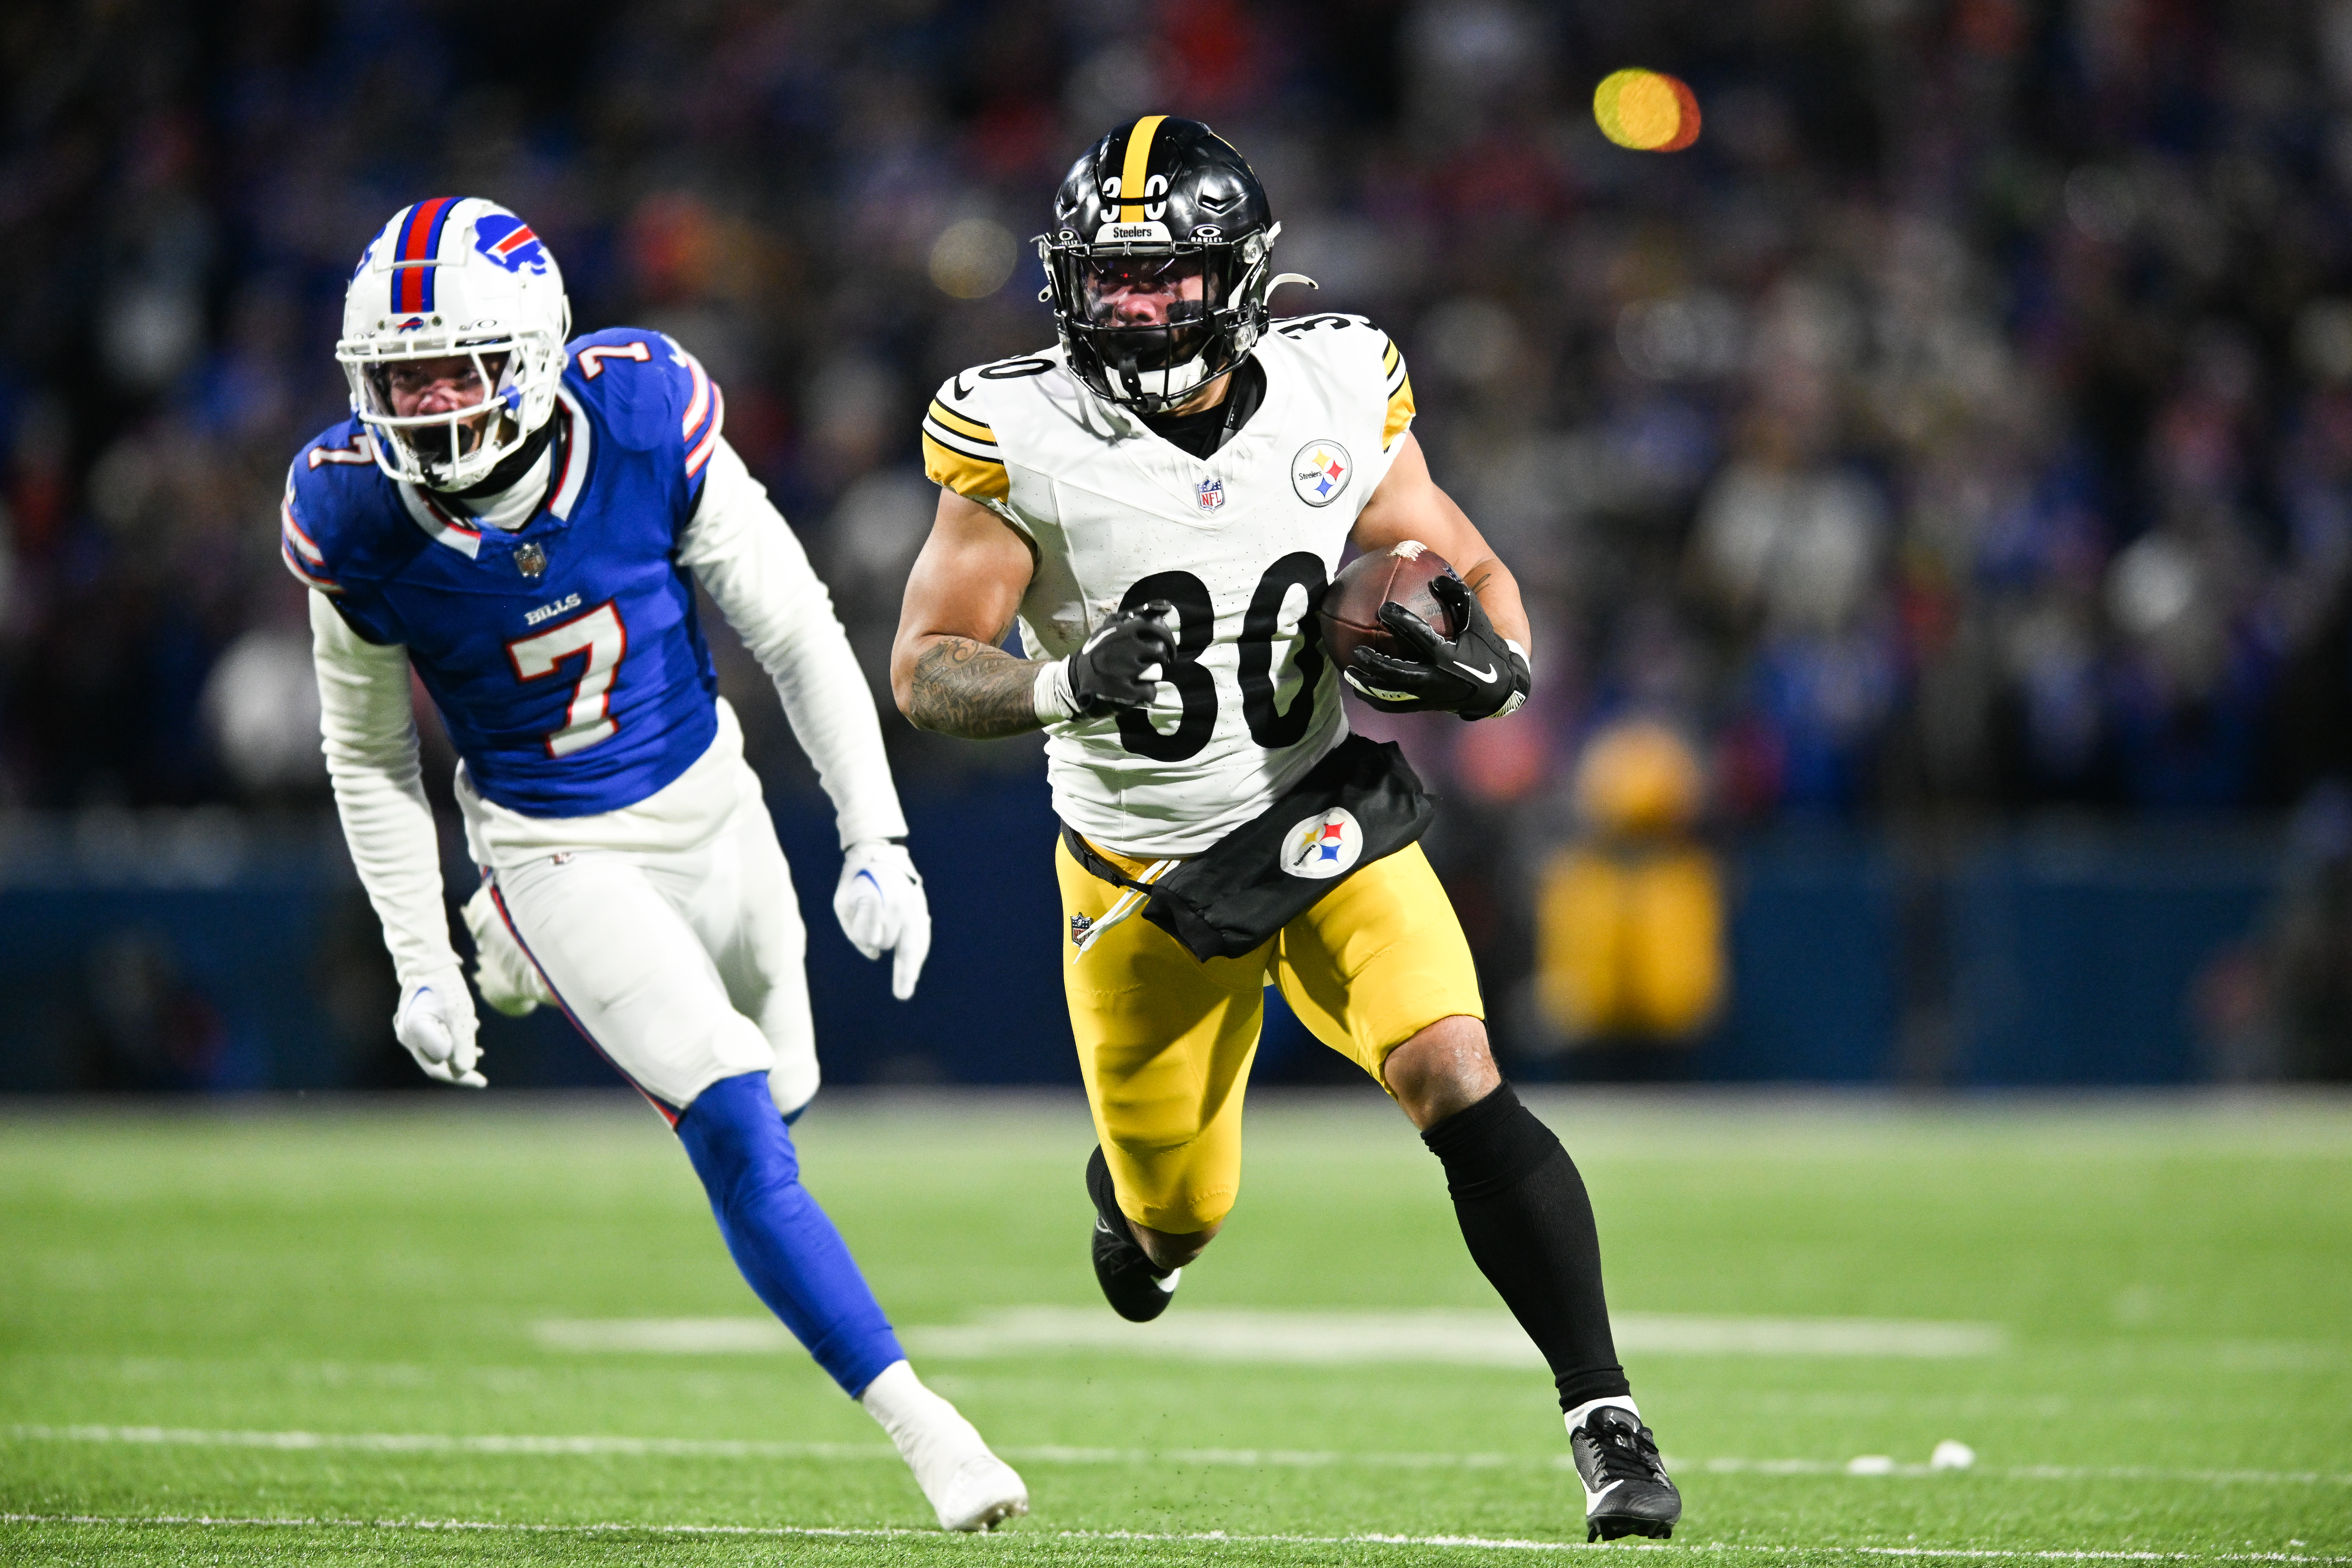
[1495,638,1532,720]
[1032,658,1078,725]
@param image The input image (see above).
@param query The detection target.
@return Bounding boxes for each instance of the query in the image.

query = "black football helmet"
[1037,115,1311,414]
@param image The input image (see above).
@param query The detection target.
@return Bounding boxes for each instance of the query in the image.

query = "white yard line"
[533,1318,792,1354]
[0,1512,2343,1562]
[535,1310,2007,1363]
[7,1424,2348,1490]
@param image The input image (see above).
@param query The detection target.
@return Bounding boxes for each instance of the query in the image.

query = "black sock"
[1421,1082,1631,1414]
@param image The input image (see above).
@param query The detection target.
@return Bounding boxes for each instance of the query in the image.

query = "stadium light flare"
[1594,69,1701,152]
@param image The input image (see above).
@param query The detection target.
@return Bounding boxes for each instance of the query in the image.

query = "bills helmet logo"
[1196,475,1226,512]
[474,212,552,275]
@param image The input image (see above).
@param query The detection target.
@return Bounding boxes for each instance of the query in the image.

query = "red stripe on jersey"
[685,385,725,477]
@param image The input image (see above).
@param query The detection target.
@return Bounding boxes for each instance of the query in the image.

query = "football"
[1316,540,1460,670]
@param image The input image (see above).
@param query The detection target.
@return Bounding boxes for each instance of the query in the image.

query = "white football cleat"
[922,1450,1031,1534]
[859,1360,1029,1532]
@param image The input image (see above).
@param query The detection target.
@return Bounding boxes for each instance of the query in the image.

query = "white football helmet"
[336,197,571,490]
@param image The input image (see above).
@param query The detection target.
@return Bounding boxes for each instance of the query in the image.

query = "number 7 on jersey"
[508,601,628,758]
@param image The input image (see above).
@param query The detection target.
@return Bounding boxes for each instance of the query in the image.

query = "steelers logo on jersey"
[1292,440,1352,507]
[1281,807,1365,880]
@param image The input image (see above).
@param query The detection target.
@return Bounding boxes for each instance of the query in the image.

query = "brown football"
[1317,541,1460,671]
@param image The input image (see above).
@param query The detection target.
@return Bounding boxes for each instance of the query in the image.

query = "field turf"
[2,1090,2347,1566]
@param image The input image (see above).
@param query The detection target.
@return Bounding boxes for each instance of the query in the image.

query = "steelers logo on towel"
[1280,807,1365,880]
[1291,440,1353,508]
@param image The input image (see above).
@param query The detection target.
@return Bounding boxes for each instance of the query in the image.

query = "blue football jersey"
[283,328,730,817]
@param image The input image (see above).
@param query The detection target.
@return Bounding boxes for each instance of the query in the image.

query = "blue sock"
[674,1071,904,1396]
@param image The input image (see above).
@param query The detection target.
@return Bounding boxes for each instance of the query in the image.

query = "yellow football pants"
[1056,837,1485,1234]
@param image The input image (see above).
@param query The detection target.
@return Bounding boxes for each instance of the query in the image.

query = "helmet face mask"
[337,198,570,490]
[1038,117,1287,416]
[1048,239,1266,410]
[346,347,522,485]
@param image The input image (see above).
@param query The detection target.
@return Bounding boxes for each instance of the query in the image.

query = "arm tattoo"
[908,636,1044,739]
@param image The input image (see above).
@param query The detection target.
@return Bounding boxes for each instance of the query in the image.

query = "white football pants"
[459,700,818,1118]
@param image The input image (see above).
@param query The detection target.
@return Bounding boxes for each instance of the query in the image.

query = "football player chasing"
[286,198,1025,1531]
[890,118,1682,1541]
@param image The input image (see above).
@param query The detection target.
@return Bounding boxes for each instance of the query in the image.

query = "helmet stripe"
[1117,114,1168,223]
[391,196,458,315]
[416,198,458,310]
[392,201,430,313]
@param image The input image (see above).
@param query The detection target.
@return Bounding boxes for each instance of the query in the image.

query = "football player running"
[889,119,1681,1541]
[285,197,1025,1532]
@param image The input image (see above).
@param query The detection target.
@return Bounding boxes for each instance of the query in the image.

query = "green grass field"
[3,1090,2347,1566]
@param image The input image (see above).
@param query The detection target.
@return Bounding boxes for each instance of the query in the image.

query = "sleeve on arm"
[679,436,911,848]
[1379,334,1416,453]
[672,338,726,481]
[309,590,461,988]
[921,383,1012,507]
[279,471,344,595]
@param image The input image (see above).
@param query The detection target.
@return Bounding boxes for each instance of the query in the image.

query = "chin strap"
[444,408,561,504]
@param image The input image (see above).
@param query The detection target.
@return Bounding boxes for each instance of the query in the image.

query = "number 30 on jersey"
[1116,553,1327,761]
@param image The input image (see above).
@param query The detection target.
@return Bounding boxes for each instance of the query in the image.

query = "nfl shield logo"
[1196,475,1226,512]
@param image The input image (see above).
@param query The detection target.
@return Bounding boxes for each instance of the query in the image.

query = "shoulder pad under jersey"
[1267,312,1415,452]
[922,358,1051,508]
[279,418,391,598]
[563,327,724,478]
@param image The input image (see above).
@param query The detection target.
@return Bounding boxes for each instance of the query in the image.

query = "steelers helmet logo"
[1280,807,1365,880]
[1292,440,1353,507]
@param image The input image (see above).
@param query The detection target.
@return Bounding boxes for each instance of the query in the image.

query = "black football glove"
[1067,602,1178,717]
[1345,573,1531,720]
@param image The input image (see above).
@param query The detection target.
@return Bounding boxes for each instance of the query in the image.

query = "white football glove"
[461,882,555,1018]
[394,973,486,1088]
[834,839,931,1001]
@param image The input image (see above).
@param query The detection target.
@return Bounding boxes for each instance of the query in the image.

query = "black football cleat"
[1570,1403,1682,1542]
[1086,1145,1180,1323]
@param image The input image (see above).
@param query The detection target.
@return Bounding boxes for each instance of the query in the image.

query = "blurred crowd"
[8,0,2352,1076]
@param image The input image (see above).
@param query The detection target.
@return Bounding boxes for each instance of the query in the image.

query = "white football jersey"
[923,313,1416,856]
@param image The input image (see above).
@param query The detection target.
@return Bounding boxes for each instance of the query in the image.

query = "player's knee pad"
[675,1070,804,1219]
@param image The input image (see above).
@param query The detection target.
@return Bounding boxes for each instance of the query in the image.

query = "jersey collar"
[395,392,592,557]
